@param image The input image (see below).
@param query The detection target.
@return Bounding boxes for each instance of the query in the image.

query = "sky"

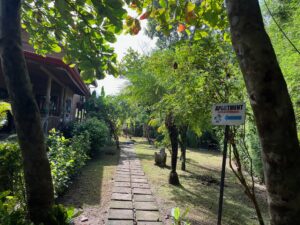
[94,11,157,96]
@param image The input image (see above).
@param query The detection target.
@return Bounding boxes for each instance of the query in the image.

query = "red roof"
[24,51,90,96]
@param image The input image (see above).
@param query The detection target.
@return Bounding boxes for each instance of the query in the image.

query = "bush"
[0,191,79,225]
[59,121,77,139]
[0,142,24,199]
[46,204,80,225]
[73,117,110,156]
[0,191,30,225]
[0,132,89,223]
[48,130,90,196]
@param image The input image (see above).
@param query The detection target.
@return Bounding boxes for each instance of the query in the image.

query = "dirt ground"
[58,146,119,225]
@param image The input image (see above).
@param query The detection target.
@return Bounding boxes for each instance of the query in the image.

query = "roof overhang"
[24,51,90,97]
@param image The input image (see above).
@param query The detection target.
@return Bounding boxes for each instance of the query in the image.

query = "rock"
[154,148,167,167]
[80,216,88,222]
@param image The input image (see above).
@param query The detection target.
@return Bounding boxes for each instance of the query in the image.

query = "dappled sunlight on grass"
[133,139,269,225]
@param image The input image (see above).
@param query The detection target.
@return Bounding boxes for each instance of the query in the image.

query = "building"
[0,33,90,132]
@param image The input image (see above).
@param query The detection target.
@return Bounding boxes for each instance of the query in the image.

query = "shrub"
[73,117,110,156]
[0,191,79,225]
[59,121,77,139]
[0,131,88,224]
[0,191,30,225]
[0,142,24,199]
[46,204,81,225]
[48,129,90,196]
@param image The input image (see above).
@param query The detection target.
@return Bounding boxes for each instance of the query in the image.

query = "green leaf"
[51,44,62,53]
[159,0,167,8]
[223,32,231,42]
[186,2,196,13]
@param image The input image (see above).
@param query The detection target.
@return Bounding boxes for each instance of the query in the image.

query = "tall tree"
[0,0,126,223]
[0,1,54,223]
[225,1,300,223]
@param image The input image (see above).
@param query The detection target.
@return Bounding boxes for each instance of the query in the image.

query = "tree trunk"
[108,120,120,150]
[179,125,188,171]
[0,1,54,224]
[165,113,180,185]
[226,0,300,224]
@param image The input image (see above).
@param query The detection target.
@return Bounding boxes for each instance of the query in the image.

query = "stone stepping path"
[107,143,163,225]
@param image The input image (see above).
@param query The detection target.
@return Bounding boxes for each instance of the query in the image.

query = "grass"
[133,138,269,225]
[58,145,119,224]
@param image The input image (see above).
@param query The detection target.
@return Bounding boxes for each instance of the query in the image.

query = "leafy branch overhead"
[124,0,228,39]
[21,0,127,83]
[21,0,229,84]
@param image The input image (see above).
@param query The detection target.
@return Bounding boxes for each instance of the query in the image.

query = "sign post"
[212,103,245,225]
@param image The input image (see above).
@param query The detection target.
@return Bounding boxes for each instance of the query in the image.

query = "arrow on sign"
[225,115,242,121]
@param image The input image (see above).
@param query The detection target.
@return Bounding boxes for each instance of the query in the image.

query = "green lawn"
[133,138,269,225]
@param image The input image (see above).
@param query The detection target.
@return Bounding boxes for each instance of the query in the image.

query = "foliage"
[48,129,90,195]
[21,0,128,82]
[0,102,11,128]
[72,117,110,155]
[264,0,300,137]
[0,132,88,223]
[0,191,31,225]
[46,204,81,225]
[121,35,240,147]
[172,207,191,225]
[245,117,264,181]
[0,191,79,225]
[84,92,127,148]
[59,120,77,139]
[0,142,24,200]
[125,0,228,41]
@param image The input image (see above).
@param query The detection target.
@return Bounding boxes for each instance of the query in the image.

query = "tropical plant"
[48,129,90,195]
[171,207,191,225]
[0,191,31,225]
[72,117,110,155]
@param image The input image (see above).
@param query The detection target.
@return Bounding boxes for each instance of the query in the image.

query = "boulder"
[154,148,167,167]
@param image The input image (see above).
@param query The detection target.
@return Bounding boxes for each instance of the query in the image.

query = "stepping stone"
[112,193,132,201]
[132,178,148,183]
[117,169,130,172]
[137,222,163,225]
[107,220,134,225]
[117,166,130,169]
[116,175,131,179]
[133,188,152,195]
[108,209,133,220]
[134,202,158,211]
[110,200,133,209]
[115,177,131,182]
[114,182,131,187]
[136,210,160,221]
[112,187,132,194]
[134,195,155,202]
[116,171,131,175]
[132,172,145,175]
[132,183,150,189]
[131,175,146,179]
